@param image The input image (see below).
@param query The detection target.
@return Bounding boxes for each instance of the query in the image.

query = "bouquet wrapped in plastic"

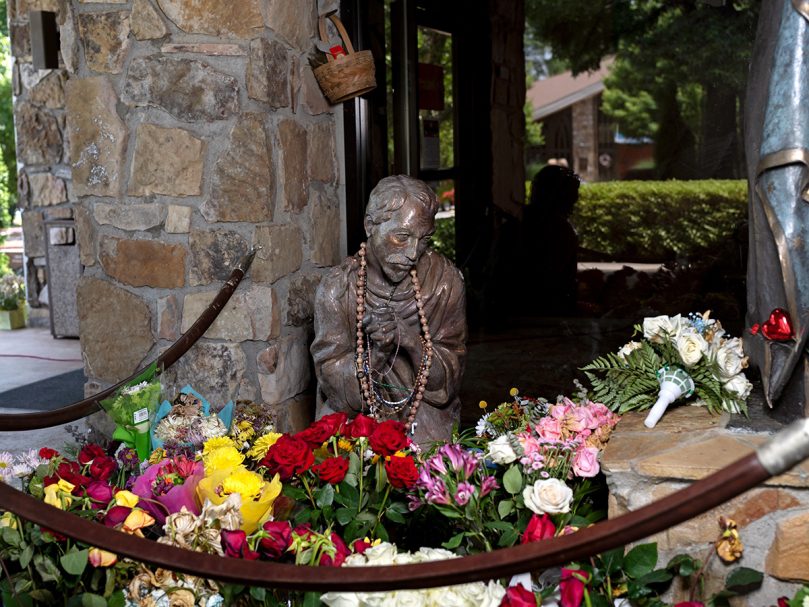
[151,385,234,451]
[101,364,161,461]
[131,455,205,524]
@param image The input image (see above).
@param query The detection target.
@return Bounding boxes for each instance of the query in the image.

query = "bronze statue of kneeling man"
[311,175,467,445]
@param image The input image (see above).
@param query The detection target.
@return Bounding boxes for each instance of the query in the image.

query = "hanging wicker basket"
[313,13,376,104]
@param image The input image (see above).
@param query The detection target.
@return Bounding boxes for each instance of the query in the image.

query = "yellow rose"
[43,479,75,510]
[122,509,156,535]
[89,548,118,567]
[0,512,18,529]
[114,490,140,508]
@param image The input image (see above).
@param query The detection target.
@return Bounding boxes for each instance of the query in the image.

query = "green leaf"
[623,543,658,579]
[376,524,389,542]
[1,527,21,548]
[337,481,358,505]
[599,547,625,575]
[442,533,465,550]
[348,451,361,476]
[342,473,358,488]
[61,548,89,576]
[503,465,523,495]
[666,553,700,577]
[375,463,388,493]
[385,509,406,524]
[250,586,267,601]
[335,507,354,526]
[637,569,672,585]
[12,591,36,606]
[316,484,335,508]
[389,501,409,514]
[433,505,463,519]
[303,591,322,607]
[107,590,125,607]
[81,593,107,607]
[498,499,514,519]
[498,528,519,547]
[19,544,33,569]
[483,521,513,532]
[724,567,763,595]
[283,485,307,501]
[33,554,61,583]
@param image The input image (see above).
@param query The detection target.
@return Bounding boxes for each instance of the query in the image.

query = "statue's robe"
[746,0,809,418]
[311,249,467,445]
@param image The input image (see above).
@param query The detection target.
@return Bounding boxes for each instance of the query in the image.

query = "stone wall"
[603,408,809,604]
[12,0,343,430]
[571,96,597,183]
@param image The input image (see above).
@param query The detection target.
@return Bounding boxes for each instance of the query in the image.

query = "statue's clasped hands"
[362,305,419,368]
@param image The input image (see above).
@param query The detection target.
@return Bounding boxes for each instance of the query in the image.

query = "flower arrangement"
[0,274,24,311]
[582,312,751,426]
[101,365,162,460]
[0,386,770,607]
[152,386,233,451]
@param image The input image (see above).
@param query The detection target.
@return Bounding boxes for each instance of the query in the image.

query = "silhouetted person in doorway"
[520,165,580,316]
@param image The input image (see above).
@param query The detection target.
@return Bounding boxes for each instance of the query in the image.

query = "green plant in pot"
[0,274,26,330]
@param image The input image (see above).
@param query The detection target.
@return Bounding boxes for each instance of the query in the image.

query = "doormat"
[0,368,86,411]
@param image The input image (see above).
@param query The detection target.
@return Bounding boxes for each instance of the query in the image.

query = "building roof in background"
[527,57,614,121]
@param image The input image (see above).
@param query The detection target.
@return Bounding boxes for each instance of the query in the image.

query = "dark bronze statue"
[746,0,809,419]
[311,175,467,444]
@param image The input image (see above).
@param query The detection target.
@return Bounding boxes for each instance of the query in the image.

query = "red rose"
[312,457,349,485]
[345,414,378,438]
[78,444,106,465]
[84,480,115,508]
[320,412,348,436]
[45,461,90,490]
[352,538,373,554]
[89,456,117,482]
[295,419,338,448]
[560,568,588,607]
[384,455,418,489]
[259,521,293,560]
[39,447,59,460]
[103,505,131,527]
[368,420,408,456]
[260,435,314,480]
[501,585,537,607]
[320,533,350,567]
[221,529,260,560]
[521,513,555,544]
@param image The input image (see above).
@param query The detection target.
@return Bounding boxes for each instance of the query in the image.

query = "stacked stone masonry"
[11,0,343,431]
[602,407,809,605]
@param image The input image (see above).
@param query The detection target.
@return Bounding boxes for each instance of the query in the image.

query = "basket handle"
[318,12,356,62]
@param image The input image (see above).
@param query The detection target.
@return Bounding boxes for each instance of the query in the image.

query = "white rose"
[675,328,709,367]
[723,374,752,399]
[642,314,683,343]
[427,587,469,607]
[617,341,643,360]
[389,590,427,607]
[319,592,362,607]
[486,435,518,465]
[711,337,746,379]
[362,542,399,565]
[522,478,573,515]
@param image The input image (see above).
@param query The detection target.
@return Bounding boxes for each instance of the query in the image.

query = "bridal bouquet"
[582,312,751,426]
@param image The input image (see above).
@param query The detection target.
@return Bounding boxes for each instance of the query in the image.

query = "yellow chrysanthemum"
[337,438,354,452]
[203,446,245,474]
[247,432,282,460]
[478,400,488,409]
[203,436,236,454]
[148,448,166,465]
[234,420,256,442]
[221,468,264,501]
[509,387,519,397]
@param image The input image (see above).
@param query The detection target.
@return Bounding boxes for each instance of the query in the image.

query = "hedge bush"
[572,180,747,262]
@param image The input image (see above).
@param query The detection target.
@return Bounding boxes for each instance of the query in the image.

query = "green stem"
[371,484,391,537]
[301,476,317,509]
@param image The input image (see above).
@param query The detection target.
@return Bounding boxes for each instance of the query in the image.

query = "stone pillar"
[9,0,72,326]
[12,0,343,430]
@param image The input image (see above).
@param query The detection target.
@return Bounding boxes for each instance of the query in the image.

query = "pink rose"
[550,401,573,420]
[571,447,600,478]
[565,407,595,433]
[535,417,562,441]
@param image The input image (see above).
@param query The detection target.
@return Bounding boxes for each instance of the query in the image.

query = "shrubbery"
[572,180,747,262]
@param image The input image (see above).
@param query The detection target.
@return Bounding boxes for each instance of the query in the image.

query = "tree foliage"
[0,0,16,228]
[525,0,760,179]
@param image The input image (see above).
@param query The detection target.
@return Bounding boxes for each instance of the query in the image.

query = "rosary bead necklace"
[354,242,433,433]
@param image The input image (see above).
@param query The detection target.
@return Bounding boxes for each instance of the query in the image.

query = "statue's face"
[366,197,435,284]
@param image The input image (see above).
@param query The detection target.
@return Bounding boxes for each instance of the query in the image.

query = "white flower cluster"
[0,449,45,486]
[641,313,752,400]
[121,381,151,396]
[320,543,507,607]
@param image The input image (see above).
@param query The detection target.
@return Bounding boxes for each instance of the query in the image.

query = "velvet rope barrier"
[1,418,807,592]
[0,248,258,431]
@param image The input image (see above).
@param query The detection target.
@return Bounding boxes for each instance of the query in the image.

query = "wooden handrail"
[0,248,258,431]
